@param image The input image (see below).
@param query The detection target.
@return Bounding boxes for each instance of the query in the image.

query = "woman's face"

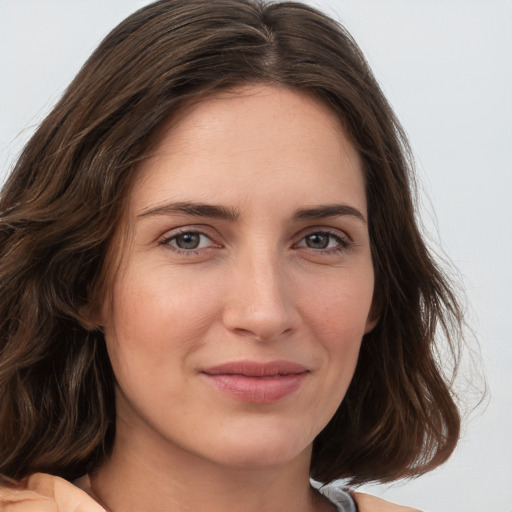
[101,85,376,470]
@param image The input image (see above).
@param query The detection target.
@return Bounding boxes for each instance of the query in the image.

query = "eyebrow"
[293,204,367,224]
[138,201,366,224]
[138,201,240,221]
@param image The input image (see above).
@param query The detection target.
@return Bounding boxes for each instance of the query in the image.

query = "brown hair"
[0,0,461,485]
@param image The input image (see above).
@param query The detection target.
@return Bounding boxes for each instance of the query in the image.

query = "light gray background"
[1,1,511,511]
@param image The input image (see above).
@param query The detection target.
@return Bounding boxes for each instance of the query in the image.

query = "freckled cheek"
[298,275,374,351]
[108,269,224,358]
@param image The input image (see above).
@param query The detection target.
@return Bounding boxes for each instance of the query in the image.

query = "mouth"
[200,360,309,404]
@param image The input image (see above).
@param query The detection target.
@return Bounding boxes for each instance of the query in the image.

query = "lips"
[201,360,309,403]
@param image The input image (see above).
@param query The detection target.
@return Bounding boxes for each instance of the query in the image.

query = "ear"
[77,302,104,332]
[77,285,110,332]
[364,313,379,334]
[77,278,111,332]
[363,296,380,334]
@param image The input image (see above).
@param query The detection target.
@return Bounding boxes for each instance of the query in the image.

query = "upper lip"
[201,360,309,377]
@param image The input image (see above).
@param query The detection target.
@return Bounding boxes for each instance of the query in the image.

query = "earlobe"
[77,280,111,332]
[364,314,379,334]
[77,297,109,332]
[364,298,380,334]
[77,303,103,332]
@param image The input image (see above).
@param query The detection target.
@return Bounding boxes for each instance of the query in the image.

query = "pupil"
[306,233,329,249]
[176,233,200,249]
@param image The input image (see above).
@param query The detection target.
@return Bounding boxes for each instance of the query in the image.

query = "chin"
[195,430,314,470]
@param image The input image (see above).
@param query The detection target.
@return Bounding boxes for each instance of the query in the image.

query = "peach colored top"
[0,473,105,512]
[0,472,421,511]
[0,473,359,512]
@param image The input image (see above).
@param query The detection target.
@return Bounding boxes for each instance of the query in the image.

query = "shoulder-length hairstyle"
[0,0,461,485]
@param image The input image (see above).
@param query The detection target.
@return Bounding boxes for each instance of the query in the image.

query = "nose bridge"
[222,241,296,340]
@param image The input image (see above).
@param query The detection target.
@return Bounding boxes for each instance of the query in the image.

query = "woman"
[0,1,462,511]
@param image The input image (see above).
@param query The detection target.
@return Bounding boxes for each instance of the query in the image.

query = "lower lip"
[202,373,307,403]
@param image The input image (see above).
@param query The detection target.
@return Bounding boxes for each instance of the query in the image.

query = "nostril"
[228,323,295,343]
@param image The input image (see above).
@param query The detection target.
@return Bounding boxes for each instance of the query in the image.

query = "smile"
[201,360,309,404]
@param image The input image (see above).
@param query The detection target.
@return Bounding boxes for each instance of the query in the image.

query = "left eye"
[164,231,213,251]
[296,232,348,250]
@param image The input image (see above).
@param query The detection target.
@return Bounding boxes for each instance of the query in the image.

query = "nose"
[221,252,299,342]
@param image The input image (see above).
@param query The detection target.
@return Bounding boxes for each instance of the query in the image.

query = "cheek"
[297,268,374,395]
[299,267,374,339]
[104,266,223,375]
[292,276,373,436]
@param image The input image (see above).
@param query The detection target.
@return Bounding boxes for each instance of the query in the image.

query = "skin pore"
[91,85,377,512]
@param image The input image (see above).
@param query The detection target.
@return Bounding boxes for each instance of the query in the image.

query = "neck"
[89,422,331,512]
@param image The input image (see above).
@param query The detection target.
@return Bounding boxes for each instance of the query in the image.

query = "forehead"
[130,85,366,217]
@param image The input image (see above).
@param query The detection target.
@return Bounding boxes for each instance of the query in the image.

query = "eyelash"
[158,228,352,256]
[295,230,352,254]
[159,229,219,255]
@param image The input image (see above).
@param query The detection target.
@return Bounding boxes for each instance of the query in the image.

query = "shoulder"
[352,492,422,512]
[0,473,105,512]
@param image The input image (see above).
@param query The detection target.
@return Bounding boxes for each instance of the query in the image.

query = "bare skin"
[353,492,422,512]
